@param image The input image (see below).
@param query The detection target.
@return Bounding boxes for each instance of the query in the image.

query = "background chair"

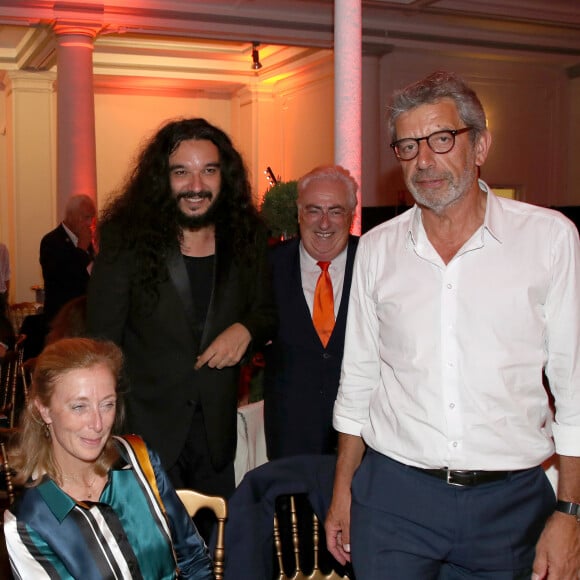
[7,302,41,335]
[176,488,227,580]
[0,441,14,509]
[0,338,28,429]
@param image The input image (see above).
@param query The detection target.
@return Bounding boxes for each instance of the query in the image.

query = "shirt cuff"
[332,413,364,437]
[552,422,580,456]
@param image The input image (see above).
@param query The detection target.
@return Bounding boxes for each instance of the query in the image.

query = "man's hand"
[195,323,251,370]
[325,487,353,565]
[532,512,580,579]
[325,433,365,565]
[74,217,93,251]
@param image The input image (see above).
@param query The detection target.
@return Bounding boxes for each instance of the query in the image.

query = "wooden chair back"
[176,488,227,580]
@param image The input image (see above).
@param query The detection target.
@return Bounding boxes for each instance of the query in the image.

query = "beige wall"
[94,90,233,210]
[569,76,580,203]
[371,51,572,208]
[275,60,335,182]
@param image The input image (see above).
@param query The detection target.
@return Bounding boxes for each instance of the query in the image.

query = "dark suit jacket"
[40,224,93,322]
[223,455,338,580]
[86,225,276,473]
[263,235,359,459]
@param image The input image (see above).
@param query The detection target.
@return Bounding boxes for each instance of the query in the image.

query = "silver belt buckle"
[445,468,466,487]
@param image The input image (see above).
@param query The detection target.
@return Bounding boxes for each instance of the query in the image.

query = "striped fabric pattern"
[4,436,181,579]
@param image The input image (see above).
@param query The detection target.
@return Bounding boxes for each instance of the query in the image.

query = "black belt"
[411,467,514,487]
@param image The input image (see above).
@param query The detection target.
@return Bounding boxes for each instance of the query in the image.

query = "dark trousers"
[0,292,7,318]
[167,406,235,543]
[350,449,556,579]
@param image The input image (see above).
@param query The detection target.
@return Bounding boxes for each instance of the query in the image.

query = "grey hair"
[297,164,358,209]
[387,70,487,144]
[64,194,95,219]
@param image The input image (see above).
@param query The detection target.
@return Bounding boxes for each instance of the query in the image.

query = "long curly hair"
[98,118,264,307]
[9,338,125,486]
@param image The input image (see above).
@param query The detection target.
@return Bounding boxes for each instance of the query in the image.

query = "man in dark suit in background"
[87,118,276,501]
[264,165,359,459]
[40,194,96,324]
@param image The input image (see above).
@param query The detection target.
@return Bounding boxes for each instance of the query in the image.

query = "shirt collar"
[37,477,77,522]
[480,180,503,243]
[61,222,78,246]
[406,179,503,246]
[299,240,348,270]
[35,451,131,522]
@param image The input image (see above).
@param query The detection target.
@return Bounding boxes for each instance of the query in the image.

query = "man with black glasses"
[325,70,580,579]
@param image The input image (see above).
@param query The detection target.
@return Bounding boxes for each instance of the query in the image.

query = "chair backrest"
[8,302,40,335]
[273,495,349,580]
[176,488,227,580]
[0,441,15,508]
[0,341,28,429]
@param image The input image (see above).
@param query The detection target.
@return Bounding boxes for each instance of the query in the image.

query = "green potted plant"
[260,180,299,239]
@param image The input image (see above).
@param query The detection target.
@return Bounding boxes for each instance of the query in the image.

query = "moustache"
[177,191,213,201]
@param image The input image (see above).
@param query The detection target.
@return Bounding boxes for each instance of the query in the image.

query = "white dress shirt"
[299,242,348,318]
[334,181,580,470]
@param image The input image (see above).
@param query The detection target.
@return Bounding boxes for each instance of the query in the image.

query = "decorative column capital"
[52,22,101,42]
[51,2,107,41]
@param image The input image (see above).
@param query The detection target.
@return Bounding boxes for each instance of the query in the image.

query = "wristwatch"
[555,500,580,522]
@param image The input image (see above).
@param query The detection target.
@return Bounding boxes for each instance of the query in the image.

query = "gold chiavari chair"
[176,488,227,580]
[0,338,28,429]
[274,494,350,580]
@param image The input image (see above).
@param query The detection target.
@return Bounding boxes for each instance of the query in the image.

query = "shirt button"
[447,283,452,289]
[449,403,455,409]
[452,441,458,447]
[322,353,331,359]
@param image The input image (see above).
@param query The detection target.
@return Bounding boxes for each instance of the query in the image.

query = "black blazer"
[87,225,277,472]
[263,235,359,459]
[40,224,93,322]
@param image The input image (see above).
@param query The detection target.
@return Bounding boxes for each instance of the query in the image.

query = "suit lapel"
[167,246,196,325]
[291,242,314,322]
[327,236,358,345]
[199,233,231,348]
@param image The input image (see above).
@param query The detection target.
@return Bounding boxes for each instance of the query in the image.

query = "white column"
[53,25,98,216]
[334,0,362,235]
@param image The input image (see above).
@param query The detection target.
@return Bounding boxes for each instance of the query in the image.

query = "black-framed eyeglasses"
[390,127,473,161]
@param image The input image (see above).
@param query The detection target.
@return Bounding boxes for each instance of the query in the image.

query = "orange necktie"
[312,261,335,347]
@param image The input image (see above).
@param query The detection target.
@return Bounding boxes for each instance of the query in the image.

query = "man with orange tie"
[263,165,359,459]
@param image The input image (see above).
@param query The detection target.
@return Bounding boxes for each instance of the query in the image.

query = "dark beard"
[175,190,224,230]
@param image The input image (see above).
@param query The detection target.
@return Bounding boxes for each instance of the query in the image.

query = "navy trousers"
[350,449,556,579]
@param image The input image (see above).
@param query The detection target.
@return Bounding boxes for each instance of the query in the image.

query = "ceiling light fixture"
[251,42,262,70]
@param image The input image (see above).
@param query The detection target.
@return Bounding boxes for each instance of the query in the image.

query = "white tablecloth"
[234,400,268,486]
